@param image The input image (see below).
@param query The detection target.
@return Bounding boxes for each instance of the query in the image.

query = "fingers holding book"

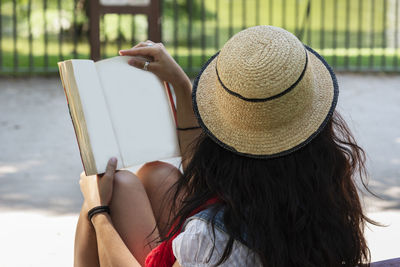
[127,56,153,72]
[79,157,118,212]
[119,41,162,64]
[131,40,156,49]
[128,41,160,71]
[119,40,189,90]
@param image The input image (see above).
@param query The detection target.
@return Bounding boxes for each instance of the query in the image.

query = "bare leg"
[74,161,182,267]
[74,170,161,267]
[135,161,183,237]
[109,170,160,266]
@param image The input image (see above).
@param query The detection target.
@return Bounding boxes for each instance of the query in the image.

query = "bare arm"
[78,159,142,267]
[74,203,141,267]
[74,203,100,267]
[172,76,202,170]
[91,213,141,267]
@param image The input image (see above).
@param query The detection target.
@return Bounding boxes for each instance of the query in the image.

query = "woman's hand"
[79,157,117,211]
[120,41,199,169]
[119,41,190,89]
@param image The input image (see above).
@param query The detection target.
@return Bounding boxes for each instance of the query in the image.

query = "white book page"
[95,56,180,168]
[71,60,123,173]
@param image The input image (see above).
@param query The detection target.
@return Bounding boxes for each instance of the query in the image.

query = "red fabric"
[145,197,220,267]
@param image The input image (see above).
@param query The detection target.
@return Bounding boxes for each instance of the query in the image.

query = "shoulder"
[172,217,262,267]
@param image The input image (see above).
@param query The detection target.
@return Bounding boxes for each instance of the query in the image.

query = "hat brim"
[192,45,339,158]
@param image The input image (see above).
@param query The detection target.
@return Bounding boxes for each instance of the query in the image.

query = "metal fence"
[0,0,399,76]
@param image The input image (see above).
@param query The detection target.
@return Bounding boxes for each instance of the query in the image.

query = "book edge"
[58,60,98,175]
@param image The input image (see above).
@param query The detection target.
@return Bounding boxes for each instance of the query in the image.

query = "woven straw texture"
[193,26,338,157]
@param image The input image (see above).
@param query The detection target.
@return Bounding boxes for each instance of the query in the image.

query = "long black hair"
[166,111,376,267]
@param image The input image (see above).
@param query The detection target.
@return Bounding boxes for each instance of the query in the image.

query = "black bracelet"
[87,206,110,222]
[176,126,201,131]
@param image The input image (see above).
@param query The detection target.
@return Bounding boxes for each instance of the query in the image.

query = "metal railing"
[0,0,399,76]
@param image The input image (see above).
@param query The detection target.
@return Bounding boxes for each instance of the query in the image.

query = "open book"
[58,56,180,175]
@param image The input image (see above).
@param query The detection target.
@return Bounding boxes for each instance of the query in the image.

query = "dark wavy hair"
[165,111,376,267]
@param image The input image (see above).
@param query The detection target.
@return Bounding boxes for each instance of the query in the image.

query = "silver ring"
[143,61,150,71]
[146,42,154,47]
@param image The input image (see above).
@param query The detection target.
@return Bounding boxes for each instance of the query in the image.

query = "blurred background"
[0,0,399,266]
[0,0,399,75]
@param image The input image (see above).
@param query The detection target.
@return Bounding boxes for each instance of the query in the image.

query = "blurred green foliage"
[0,0,399,75]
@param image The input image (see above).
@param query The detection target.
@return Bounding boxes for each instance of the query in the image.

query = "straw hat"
[192,25,339,158]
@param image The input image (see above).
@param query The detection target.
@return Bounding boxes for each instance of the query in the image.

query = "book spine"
[59,62,90,175]
[66,101,89,176]
[58,61,97,175]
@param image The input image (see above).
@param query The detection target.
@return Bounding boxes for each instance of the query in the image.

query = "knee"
[113,170,144,192]
[136,161,181,192]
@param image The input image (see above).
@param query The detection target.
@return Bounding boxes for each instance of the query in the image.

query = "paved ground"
[0,74,399,266]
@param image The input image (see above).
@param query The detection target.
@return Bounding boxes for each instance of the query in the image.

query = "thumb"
[103,157,117,180]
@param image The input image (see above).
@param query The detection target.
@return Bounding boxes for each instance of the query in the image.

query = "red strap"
[164,81,177,126]
[145,197,220,267]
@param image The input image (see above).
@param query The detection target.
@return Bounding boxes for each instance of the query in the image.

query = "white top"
[172,218,262,266]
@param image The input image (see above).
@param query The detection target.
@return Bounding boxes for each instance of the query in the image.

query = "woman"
[75,26,375,267]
